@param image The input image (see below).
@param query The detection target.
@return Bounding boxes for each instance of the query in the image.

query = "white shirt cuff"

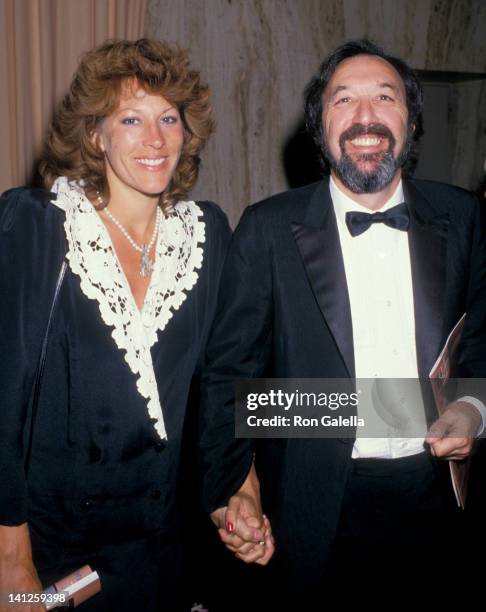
[457,396,486,436]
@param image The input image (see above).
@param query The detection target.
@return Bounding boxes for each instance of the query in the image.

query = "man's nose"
[353,97,378,125]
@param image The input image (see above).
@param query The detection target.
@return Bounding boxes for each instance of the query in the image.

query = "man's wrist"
[457,396,486,436]
[238,462,260,497]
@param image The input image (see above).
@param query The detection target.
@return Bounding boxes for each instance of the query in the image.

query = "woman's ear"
[90,127,105,153]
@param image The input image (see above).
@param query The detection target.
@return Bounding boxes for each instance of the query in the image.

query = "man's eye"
[336,97,351,105]
[121,117,139,125]
[378,94,393,101]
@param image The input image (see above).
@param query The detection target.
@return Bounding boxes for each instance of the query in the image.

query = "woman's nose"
[143,122,165,148]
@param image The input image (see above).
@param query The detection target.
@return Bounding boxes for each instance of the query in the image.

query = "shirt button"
[378,252,386,259]
[392,349,399,356]
[151,490,162,501]
[386,300,392,307]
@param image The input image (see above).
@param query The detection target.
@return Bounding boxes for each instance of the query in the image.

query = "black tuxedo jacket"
[200,177,486,584]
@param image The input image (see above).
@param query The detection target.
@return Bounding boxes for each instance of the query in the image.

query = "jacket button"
[151,490,161,501]
[154,440,166,453]
[80,498,93,511]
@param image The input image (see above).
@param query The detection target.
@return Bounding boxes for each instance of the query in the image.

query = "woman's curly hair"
[39,38,214,210]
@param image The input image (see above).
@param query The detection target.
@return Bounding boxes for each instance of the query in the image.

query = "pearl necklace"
[104,206,162,278]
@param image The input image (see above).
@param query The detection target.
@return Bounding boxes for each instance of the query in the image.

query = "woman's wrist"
[0,524,34,564]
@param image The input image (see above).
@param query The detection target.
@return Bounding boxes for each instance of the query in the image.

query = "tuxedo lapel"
[405,181,449,377]
[290,179,448,380]
[291,181,355,378]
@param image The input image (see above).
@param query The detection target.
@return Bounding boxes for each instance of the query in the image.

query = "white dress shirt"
[330,177,484,459]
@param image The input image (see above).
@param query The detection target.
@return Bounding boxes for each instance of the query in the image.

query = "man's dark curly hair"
[304,39,424,176]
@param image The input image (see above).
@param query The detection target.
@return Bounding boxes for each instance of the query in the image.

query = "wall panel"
[146,0,486,225]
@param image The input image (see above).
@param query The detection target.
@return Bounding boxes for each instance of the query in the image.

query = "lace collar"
[51,177,205,440]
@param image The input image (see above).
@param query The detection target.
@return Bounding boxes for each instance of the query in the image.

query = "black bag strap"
[24,260,67,473]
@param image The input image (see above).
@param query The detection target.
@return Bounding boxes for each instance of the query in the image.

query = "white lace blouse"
[50,177,205,440]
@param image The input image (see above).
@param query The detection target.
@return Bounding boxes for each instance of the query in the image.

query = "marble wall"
[146,0,486,225]
[450,79,486,190]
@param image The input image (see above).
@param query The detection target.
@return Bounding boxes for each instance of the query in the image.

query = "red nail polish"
[227,522,234,532]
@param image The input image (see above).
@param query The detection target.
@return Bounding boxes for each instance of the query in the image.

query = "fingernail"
[226,522,234,532]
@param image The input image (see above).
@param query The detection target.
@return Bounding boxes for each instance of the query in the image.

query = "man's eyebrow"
[328,85,349,98]
[327,81,402,98]
[378,82,402,94]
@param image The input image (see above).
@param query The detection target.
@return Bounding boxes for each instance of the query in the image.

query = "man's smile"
[349,136,383,147]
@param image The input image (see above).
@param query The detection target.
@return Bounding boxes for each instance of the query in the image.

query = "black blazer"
[0,187,231,591]
[200,177,486,584]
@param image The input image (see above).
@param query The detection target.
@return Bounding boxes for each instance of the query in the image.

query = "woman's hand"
[210,464,275,565]
[0,524,43,612]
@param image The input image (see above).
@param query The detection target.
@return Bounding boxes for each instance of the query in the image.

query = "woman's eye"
[121,117,139,125]
[161,115,178,124]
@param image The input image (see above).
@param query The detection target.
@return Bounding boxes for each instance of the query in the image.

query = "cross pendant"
[139,245,153,278]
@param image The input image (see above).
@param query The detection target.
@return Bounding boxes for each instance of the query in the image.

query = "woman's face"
[96,87,184,203]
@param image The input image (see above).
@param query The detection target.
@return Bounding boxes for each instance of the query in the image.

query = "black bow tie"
[345,203,410,237]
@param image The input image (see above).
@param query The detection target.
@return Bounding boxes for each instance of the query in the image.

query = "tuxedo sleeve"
[199,204,273,512]
[456,194,486,403]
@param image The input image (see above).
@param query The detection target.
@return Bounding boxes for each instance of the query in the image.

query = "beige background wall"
[0,0,146,192]
[1,1,485,224]
[146,0,486,226]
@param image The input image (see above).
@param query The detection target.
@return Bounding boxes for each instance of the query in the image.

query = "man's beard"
[323,123,413,194]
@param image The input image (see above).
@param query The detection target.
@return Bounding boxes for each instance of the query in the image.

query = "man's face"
[321,54,412,194]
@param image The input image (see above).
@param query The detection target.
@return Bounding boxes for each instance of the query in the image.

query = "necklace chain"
[103,204,162,278]
[104,206,161,253]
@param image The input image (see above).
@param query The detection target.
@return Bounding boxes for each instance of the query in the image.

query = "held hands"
[425,400,481,460]
[210,465,275,565]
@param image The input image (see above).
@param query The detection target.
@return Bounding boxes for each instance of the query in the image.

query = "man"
[200,40,486,603]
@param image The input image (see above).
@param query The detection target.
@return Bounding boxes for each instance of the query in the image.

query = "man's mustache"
[339,123,396,150]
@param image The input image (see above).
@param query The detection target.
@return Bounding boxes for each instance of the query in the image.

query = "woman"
[0,39,230,611]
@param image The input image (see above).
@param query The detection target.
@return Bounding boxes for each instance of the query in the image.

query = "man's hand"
[425,400,481,460]
[210,464,275,565]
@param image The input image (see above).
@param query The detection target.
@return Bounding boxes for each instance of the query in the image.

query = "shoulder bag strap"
[24,260,67,473]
